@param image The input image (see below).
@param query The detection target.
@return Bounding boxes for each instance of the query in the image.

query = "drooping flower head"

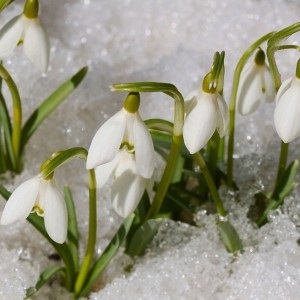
[237,48,275,115]
[0,0,49,72]
[1,174,67,244]
[274,59,300,143]
[183,72,229,154]
[86,92,155,217]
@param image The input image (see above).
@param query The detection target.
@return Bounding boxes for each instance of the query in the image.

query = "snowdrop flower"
[274,69,300,143]
[87,92,155,217]
[0,0,49,72]
[237,49,275,115]
[183,74,229,154]
[95,150,152,218]
[1,175,67,244]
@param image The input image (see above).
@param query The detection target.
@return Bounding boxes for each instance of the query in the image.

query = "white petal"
[23,18,50,72]
[133,113,155,178]
[111,156,146,217]
[1,176,40,225]
[237,63,261,115]
[86,110,126,169]
[276,77,293,104]
[0,15,24,58]
[94,153,120,189]
[216,95,229,137]
[262,66,276,103]
[183,92,217,154]
[44,180,67,244]
[274,77,300,143]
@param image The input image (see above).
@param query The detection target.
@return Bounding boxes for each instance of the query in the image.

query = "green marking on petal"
[32,205,44,216]
[120,142,135,152]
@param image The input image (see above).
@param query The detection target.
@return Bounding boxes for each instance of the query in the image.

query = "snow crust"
[1,0,300,299]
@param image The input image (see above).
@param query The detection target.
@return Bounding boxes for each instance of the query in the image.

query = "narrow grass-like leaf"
[145,119,173,133]
[77,214,134,297]
[217,220,243,253]
[0,95,15,169]
[64,186,79,273]
[0,0,13,12]
[21,66,88,149]
[256,160,299,227]
[126,219,162,257]
[25,265,64,298]
[273,160,299,200]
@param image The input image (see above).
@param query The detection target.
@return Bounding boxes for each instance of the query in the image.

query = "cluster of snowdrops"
[0,0,300,298]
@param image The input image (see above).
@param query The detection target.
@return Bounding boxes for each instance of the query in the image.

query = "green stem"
[146,134,182,219]
[272,141,289,197]
[74,169,97,295]
[193,152,226,216]
[227,32,275,187]
[0,64,22,170]
[207,131,220,178]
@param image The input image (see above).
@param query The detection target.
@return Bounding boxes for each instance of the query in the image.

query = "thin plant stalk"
[193,152,226,216]
[0,64,22,170]
[74,169,97,295]
[227,32,275,187]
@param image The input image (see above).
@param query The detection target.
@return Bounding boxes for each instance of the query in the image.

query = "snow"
[1,0,300,299]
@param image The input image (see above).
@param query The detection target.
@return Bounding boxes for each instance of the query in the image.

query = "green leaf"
[25,265,64,298]
[0,0,13,12]
[0,184,10,200]
[256,160,299,227]
[145,118,173,134]
[217,220,243,253]
[150,129,190,158]
[21,66,88,150]
[64,186,79,273]
[126,219,162,257]
[0,93,15,169]
[77,214,134,297]
[273,159,299,200]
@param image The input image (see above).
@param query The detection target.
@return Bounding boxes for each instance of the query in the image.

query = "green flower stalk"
[227,31,275,187]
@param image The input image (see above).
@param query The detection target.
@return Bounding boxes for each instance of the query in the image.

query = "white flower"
[0,13,49,72]
[237,57,275,115]
[87,93,155,217]
[274,76,300,143]
[1,175,67,244]
[95,150,152,218]
[183,89,229,154]
[86,107,155,179]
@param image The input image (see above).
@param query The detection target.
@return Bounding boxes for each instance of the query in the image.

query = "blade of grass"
[21,66,88,150]
[77,214,134,297]
[64,186,79,273]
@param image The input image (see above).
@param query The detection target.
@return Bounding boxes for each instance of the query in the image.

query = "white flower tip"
[44,181,68,244]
